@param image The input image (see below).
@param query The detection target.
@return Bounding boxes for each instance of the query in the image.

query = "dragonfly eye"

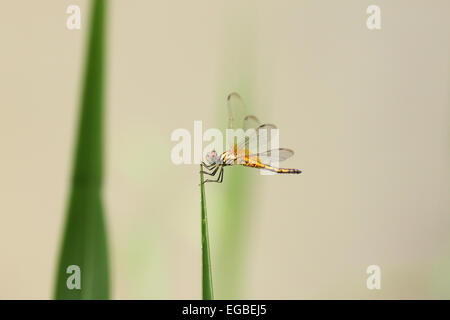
[205,150,217,165]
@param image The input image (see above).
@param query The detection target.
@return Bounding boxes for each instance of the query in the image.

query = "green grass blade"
[54,0,109,299]
[200,165,214,300]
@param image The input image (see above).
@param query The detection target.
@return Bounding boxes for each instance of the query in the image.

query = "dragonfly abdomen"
[243,162,301,174]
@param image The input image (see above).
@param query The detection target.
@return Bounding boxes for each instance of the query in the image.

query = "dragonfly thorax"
[205,150,238,166]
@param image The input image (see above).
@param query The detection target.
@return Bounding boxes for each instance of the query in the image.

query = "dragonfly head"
[205,150,219,165]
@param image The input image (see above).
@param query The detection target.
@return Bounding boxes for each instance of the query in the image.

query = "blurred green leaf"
[215,90,256,299]
[54,0,109,299]
[200,165,214,300]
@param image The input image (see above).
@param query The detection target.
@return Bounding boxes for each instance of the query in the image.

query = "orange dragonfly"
[201,93,301,183]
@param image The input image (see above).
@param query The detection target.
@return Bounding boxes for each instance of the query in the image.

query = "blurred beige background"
[0,0,449,299]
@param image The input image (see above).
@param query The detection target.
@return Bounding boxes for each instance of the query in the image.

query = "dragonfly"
[201,93,301,184]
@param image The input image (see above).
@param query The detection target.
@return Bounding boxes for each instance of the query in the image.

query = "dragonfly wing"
[235,123,277,156]
[227,93,262,157]
[227,92,247,129]
[227,92,261,129]
[251,148,295,164]
[243,115,261,130]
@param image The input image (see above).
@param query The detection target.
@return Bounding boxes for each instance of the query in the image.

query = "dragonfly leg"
[199,170,212,176]
[201,162,215,170]
[200,165,219,176]
[202,167,224,184]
